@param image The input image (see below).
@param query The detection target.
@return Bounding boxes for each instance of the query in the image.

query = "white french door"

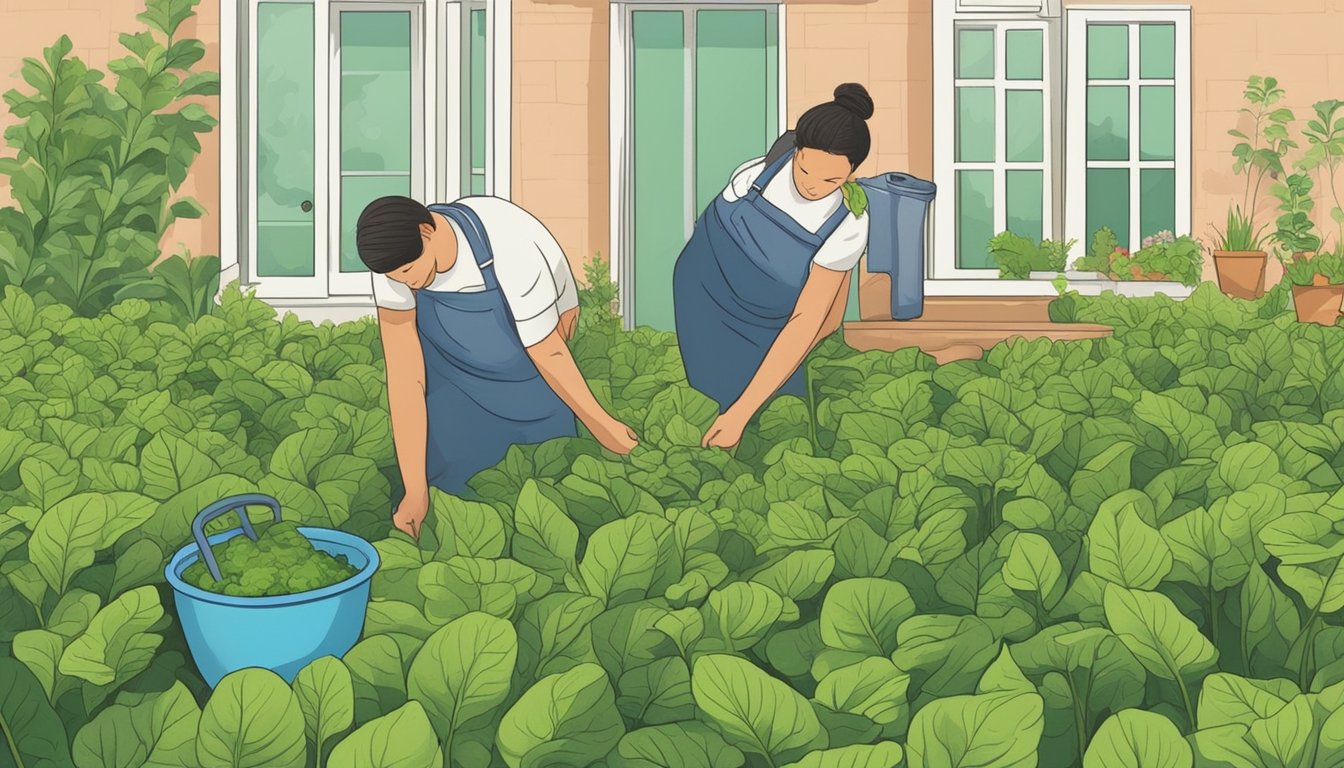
[245,0,505,300]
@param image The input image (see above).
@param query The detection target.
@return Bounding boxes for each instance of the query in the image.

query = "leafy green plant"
[990,232,1077,278]
[1299,98,1344,250]
[1208,205,1269,252]
[1073,227,1119,274]
[115,251,221,323]
[1271,171,1323,256]
[8,262,1344,766]
[0,0,218,316]
[1225,76,1295,244]
[1281,248,1344,286]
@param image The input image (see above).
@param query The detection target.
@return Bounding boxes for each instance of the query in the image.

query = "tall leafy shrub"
[0,0,219,316]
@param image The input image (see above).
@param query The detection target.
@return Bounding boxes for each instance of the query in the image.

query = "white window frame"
[933,13,1055,281]
[608,0,786,329]
[328,1,426,295]
[224,0,510,301]
[1064,6,1190,255]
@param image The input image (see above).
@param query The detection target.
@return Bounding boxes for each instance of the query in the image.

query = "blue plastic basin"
[164,526,379,688]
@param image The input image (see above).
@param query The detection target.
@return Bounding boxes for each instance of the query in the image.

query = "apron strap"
[434,203,500,291]
[816,203,851,242]
[750,148,795,197]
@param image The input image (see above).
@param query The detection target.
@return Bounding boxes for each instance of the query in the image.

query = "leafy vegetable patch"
[3,278,1344,767]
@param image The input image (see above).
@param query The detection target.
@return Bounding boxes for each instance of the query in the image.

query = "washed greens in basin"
[182,520,359,597]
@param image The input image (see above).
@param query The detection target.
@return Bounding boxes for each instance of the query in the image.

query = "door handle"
[301,200,313,213]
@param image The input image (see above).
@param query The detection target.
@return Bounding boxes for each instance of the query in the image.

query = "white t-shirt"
[371,196,580,348]
[722,157,869,272]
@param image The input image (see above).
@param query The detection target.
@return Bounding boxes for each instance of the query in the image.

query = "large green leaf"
[690,654,826,764]
[407,612,516,754]
[609,722,745,768]
[782,742,904,768]
[57,585,163,687]
[72,681,201,768]
[496,662,625,768]
[512,479,580,582]
[293,657,355,764]
[906,691,1044,768]
[1196,673,1297,730]
[1083,709,1192,767]
[1103,585,1217,682]
[575,514,669,607]
[196,669,308,768]
[0,658,74,768]
[325,701,444,767]
[28,492,157,592]
[139,433,220,500]
[818,578,915,657]
[1087,495,1173,590]
[814,657,909,726]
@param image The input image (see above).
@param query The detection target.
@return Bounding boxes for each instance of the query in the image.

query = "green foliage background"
[2,271,1344,767]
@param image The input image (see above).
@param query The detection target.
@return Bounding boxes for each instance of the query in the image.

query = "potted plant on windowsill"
[1068,226,1119,281]
[1283,248,1344,325]
[1210,206,1271,299]
[1029,238,1076,280]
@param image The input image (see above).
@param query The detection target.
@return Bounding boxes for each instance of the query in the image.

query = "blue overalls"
[415,203,578,493]
[672,149,849,412]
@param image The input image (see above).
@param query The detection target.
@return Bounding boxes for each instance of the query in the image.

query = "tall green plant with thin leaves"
[1299,98,1344,251]
[0,0,218,316]
[1223,75,1295,250]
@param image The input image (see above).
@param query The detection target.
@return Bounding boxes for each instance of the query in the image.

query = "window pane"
[1006,29,1043,80]
[1140,24,1175,79]
[1087,86,1129,161]
[341,12,412,174]
[256,2,315,278]
[957,87,995,162]
[1087,168,1130,251]
[696,9,770,214]
[1140,169,1176,240]
[632,10,685,331]
[957,170,994,269]
[340,175,410,272]
[1007,170,1044,244]
[957,28,994,79]
[1140,86,1175,161]
[1087,24,1128,79]
[1006,90,1043,163]
[462,8,487,194]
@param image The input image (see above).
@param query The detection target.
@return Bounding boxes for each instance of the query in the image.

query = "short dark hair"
[356,196,435,273]
[795,83,875,171]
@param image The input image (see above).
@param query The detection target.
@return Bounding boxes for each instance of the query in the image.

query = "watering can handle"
[191,494,283,583]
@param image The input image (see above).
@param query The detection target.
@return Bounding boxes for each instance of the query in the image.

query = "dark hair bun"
[833,83,874,120]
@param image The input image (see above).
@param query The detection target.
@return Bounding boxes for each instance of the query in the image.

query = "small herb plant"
[1071,227,1202,286]
[989,232,1077,279]
[1209,206,1270,252]
[1280,248,1344,287]
[1072,227,1119,274]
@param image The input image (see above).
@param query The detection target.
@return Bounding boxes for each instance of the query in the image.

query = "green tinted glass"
[256,2,315,278]
[1140,24,1175,79]
[1006,29,1043,81]
[957,28,994,79]
[696,9,770,214]
[340,12,411,173]
[1006,90,1043,163]
[463,8,487,195]
[1087,86,1129,161]
[1140,86,1175,161]
[632,10,685,331]
[1007,170,1044,245]
[957,170,995,269]
[1087,24,1128,79]
[1087,168,1130,251]
[1140,169,1176,240]
[956,87,995,162]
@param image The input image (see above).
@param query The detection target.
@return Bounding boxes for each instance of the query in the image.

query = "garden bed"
[2,280,1344,767]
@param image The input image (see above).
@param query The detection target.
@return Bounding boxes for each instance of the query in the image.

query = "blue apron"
[415,203,577,494]
[672,149,850,412]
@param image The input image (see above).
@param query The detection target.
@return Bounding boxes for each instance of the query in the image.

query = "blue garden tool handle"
[192,494,283,583]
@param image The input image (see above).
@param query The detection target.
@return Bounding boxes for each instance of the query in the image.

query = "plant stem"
[0,711,25,768]
[1207,582,1221,650]
[1296,604,1323,690]
[1066,673,1089,762]
[805,358,819,450]
[1175,672,1197,734]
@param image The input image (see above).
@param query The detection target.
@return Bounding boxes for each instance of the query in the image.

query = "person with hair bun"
[673,83,875,450]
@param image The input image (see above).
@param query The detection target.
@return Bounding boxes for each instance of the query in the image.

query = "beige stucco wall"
[0,0,221,262]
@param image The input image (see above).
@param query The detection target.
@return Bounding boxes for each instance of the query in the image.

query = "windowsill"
[923,276,1195,299]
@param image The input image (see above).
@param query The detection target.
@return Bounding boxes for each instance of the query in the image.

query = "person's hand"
[393,485,430,539]
[702,409,750,451]
[590,416,640,455]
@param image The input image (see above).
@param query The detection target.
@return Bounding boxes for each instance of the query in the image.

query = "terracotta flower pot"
[1212,250,1267,299]
[1291,283,1344,325]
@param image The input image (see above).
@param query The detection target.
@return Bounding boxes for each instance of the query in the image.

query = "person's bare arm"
[559,306,580,341]
[526,328,638,453]
[811,276,849,347]
[379,308,430,534]
[736,266,847,416]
